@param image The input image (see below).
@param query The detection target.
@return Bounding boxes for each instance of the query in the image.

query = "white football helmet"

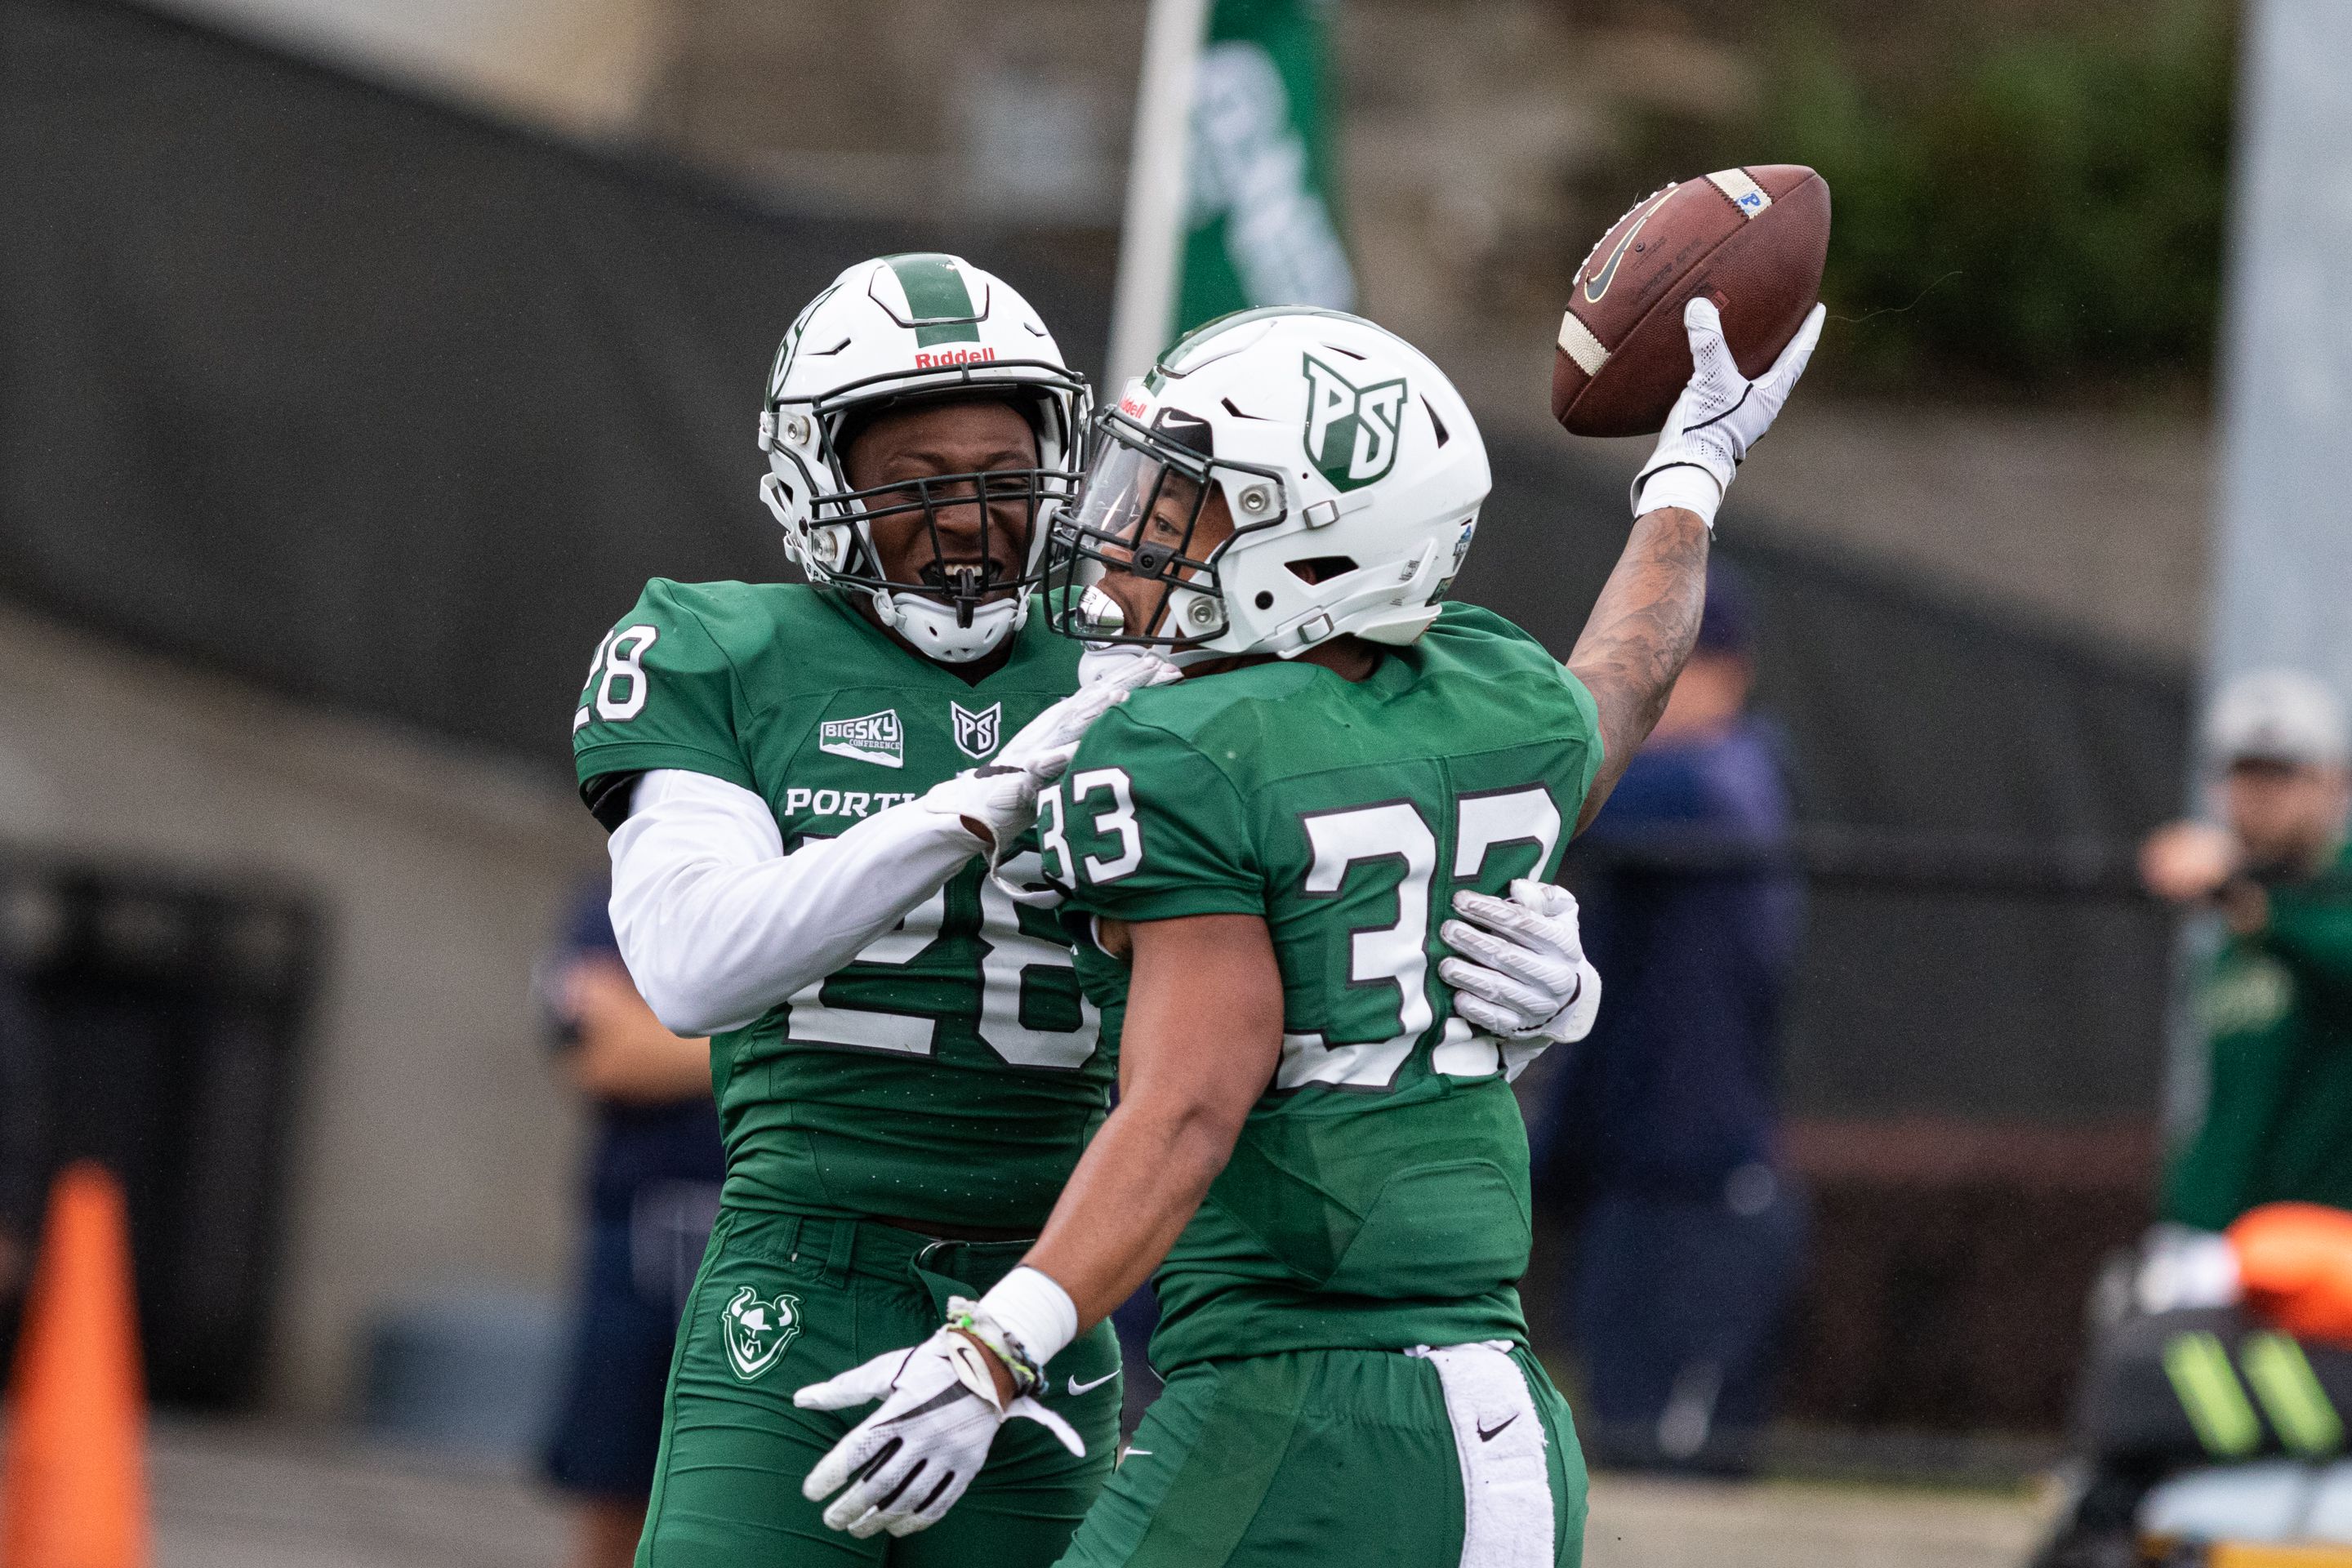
[759,253,1089,662]
[1045,307,1489,662]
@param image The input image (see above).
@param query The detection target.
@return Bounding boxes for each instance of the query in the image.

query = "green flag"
[1174,0,1353,337]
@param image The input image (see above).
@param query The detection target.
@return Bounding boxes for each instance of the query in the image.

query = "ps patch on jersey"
[819,709,905,768]
[952,699,1003,760]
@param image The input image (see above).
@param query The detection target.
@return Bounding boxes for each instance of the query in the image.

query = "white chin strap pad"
[880,592,1023,663]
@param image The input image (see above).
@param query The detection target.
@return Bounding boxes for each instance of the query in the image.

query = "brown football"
[1551,165,1830,438]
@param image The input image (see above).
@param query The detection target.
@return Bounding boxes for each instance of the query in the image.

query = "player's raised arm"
[1564,502,1710,832]
[1565,297,1824,831]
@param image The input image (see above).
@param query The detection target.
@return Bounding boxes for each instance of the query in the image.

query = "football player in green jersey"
[794,299,1823,1566]
[572,256,1596,1566]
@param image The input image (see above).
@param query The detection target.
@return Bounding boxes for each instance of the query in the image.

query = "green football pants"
[636,1206,1122,1567]
[1054,1345,1587,1568]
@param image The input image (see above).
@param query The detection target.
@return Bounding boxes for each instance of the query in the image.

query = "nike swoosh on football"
[1582,188,1675,305]
[1477,1413,1519,1442]
[1067,1369,1119,1396]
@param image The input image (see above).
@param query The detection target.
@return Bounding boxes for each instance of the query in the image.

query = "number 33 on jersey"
[1038,602,1606,1093]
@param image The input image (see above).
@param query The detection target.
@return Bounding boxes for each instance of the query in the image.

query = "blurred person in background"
[539,876,724,1568]
[2144,668,2352,1230]
[1539,563,1807,1475]
[2034,669,2352,1568]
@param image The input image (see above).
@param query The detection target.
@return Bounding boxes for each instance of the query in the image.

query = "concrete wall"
[143,0,667,134]
[0,602,602,1414]
[639,0,1143,222]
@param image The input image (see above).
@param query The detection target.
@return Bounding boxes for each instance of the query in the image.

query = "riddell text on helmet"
[913,347,998,368]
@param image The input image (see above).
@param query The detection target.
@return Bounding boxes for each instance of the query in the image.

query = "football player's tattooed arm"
[1021,914,1285,1329]
[1565,505,1711,832]
[1560,297,1821,833]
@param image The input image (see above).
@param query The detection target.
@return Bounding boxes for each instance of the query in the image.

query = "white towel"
[1408,1342,1557,1567]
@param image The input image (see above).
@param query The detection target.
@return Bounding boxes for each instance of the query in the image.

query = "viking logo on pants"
[722,1286,803,1381]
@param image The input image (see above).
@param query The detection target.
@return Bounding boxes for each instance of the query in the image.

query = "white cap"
[2207,667,2350,768]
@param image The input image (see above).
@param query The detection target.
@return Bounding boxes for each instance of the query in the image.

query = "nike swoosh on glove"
[796,1326,1084,1538]
[923,650,1177,854]
[1438,878,1602,1080]
[1630,296,1826,530]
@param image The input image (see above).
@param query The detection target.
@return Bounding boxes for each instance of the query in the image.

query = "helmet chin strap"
[875,589,1023,663]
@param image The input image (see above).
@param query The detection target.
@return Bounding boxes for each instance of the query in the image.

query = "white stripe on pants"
[1409,1341,1556,1567]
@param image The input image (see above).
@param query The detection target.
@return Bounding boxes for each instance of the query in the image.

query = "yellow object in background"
[2206,1543,2352,1567]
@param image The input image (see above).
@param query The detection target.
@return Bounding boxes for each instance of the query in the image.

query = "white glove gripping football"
[1438,879,1602,1076]
[1631,297,1826,532]
[922,652,1178,858]
[795,1308,1084,1539]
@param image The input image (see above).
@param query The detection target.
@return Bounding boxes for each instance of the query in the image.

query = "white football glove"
[1632,296,1826,531]
[923,651,1177,853]
[1076,641,1187,692]
[796,1320,1084,1538]
[1438,879,1602,1077]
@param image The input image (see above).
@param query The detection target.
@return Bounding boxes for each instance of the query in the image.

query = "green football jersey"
[2163,841,2352,1230]
[572,581,1112,1231]
[1041,603,1605,1370]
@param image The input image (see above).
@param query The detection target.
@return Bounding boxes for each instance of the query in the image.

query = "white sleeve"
[608,768,982,1036]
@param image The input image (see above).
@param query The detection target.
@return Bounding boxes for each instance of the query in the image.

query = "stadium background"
[0,0,2328,1557]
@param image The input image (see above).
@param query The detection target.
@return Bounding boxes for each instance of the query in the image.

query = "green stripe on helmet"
[2242,1332,2345,1457]
[2163,1331,2264,1459]
[883,253,985,349]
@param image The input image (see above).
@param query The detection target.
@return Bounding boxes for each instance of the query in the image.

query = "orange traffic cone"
[1,1162,150,1568]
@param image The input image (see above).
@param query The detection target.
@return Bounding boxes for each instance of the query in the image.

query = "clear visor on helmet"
[1044,409,1286,647]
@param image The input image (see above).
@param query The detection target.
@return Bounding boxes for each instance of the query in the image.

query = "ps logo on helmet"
[1302,353,1407,492]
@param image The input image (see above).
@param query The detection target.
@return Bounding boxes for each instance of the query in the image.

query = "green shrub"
[1773,1,2234,393]
[1594,1,2236,397]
